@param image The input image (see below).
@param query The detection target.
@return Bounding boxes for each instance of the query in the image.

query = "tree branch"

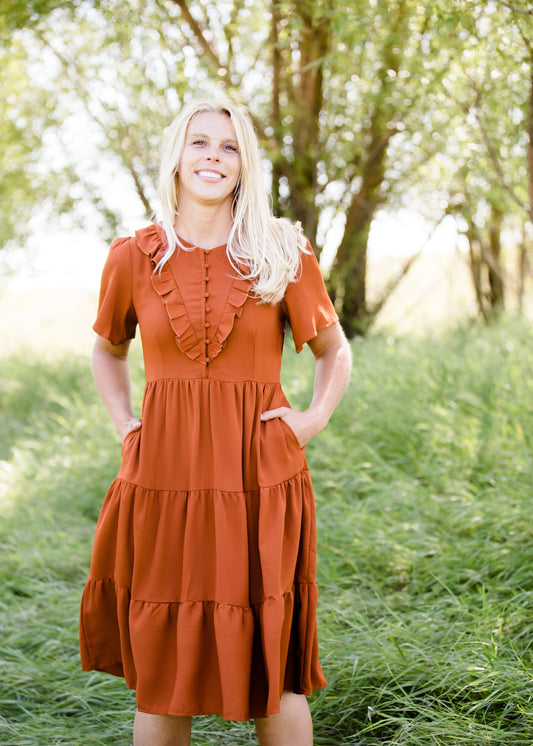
[34,29,156,220]
[498,1,533,17]
[528,53,533,222]
[472,92,529,216]
[368,208,452,321]
[168,0,225,76]
[123,154,155,218]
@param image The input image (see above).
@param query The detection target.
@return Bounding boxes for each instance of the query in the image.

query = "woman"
[80,98,352,746]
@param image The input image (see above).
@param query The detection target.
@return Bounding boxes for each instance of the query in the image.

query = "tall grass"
[1,317,532,745]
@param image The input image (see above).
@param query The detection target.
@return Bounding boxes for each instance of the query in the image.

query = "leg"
[133,711,192,746]
[254,691,313,746]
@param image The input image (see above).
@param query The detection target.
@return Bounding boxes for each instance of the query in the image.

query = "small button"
[205,322,210,328]
[205,306,211,313]
[204,292,209,298]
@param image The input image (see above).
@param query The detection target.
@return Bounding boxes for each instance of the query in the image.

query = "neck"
[174,201,233,250]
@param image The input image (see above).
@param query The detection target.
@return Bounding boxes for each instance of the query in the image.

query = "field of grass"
[1,317,533,745]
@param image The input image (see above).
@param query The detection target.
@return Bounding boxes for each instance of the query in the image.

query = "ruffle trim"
[208,275,252,360]
[151,269,204,361]
[134,223,251,364]
[80,578,327,721]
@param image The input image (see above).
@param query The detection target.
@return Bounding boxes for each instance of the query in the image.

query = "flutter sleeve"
[282,240,339,353]
[92,237,138,345]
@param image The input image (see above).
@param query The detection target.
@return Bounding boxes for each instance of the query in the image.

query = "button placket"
[204,252,210,364]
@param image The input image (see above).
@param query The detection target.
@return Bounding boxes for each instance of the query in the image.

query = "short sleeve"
[92,237,138,345]
[282,241,339,353]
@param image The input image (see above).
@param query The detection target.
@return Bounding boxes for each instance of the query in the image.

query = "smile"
[196,170,225,180]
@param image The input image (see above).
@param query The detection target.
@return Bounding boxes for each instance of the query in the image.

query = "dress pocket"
[121,426,141,451]
[278,416,304,450]
[258,412,306,485]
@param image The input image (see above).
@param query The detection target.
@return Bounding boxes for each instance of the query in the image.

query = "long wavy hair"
[157,98,307,304]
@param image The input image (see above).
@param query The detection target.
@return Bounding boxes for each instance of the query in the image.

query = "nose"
[205,144,220,161]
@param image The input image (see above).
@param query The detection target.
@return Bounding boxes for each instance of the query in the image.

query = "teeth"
[197,170,223,179]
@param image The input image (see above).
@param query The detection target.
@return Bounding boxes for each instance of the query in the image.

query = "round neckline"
[177,233,228,252]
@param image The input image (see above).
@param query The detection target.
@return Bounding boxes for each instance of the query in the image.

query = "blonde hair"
[158,98,307,304]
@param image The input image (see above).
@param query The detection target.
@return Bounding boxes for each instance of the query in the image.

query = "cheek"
[232,162,242,182]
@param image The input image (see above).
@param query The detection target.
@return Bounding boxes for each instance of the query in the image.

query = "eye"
[192,139,206,146]
[224,144,239,153]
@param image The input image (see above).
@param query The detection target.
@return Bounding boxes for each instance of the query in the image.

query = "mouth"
[196,170,225,180]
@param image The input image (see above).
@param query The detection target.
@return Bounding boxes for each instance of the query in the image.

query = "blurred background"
[2,4,533,744]
[2,0,532,355]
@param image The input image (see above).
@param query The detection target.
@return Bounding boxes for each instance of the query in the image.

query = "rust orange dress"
[79,222,338,721]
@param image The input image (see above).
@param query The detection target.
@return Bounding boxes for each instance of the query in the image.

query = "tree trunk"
[527,50,533,223]
[288,1,329,244]
[464,205,505,322]
[269,0,283,215]
[331,223,370,337]
[466,223,490,323]
[487,204,505,311]
[517,227,528,312]
[327,0,407,335]
[269,0,330,245]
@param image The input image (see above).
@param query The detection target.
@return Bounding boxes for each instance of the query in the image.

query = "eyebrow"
[188,132,239,146]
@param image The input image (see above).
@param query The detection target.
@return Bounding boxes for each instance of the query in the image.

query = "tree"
[2,0,531,332]
[430,1,533,320]
[2,0,191,243]
[164,0,468,334]
[0,34,83,248]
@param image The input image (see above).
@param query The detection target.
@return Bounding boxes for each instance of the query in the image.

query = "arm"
[92,334,142,442]
[261,322,352,447]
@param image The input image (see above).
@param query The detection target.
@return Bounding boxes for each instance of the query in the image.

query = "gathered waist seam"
[144,377,282,385]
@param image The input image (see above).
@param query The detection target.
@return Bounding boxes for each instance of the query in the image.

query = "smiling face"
[176,111,242,213]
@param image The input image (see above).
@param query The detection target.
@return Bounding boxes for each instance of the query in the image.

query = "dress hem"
[134,682,327,722]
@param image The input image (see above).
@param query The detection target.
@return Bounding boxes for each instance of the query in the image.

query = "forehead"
[186,111,237,140]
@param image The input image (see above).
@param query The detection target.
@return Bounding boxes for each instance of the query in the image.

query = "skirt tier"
[80,473,326,720]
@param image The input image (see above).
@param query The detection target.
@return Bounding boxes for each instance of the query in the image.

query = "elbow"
[331,328,353,371]
[319,336,352,385]
[330,333,352,392]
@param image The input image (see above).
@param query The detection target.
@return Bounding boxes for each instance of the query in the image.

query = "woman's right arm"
[92,334,141,442]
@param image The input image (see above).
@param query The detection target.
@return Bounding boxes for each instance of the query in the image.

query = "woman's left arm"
[261,322,352,447]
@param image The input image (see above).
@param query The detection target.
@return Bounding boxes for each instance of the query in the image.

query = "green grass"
[1,317,533,744]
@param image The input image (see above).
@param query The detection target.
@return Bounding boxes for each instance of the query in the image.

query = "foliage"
[410,1,533,320]
[1,317,533,743]
[1,1,532,328]
[0,37,83,247]
[0,0,79,36]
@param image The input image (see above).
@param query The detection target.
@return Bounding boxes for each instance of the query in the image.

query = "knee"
[133,711,192,746]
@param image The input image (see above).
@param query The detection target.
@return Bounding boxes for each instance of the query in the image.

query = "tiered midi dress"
[79,222,338,721]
